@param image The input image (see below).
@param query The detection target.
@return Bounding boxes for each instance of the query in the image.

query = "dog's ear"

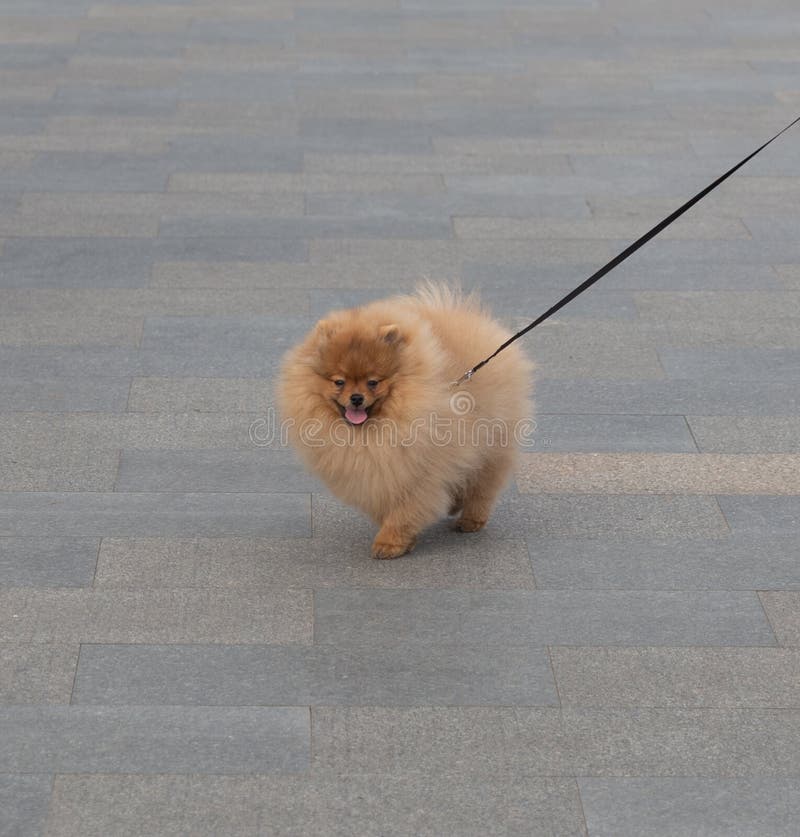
[379,323,405,345]
[315,318,337,342]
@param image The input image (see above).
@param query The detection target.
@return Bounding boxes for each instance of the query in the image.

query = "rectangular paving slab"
[0,775,52,837]
[579,778,800,837]
[527,536,800,590]
[72,642,558,707]
[0,491,310,537]
[0,706,309,774]
[314,589,776,647]
[44,773,586,837]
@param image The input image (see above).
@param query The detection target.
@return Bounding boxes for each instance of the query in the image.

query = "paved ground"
[1,0,800,834]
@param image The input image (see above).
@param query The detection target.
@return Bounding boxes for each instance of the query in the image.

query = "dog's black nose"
[350,393,364,407]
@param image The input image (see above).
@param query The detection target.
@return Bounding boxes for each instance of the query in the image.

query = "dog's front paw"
[454,516,487,533]
[371,534,415,560]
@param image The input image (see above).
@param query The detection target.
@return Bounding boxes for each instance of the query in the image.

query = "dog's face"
[310,316,404,425]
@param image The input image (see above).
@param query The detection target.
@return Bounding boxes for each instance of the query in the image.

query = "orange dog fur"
[278,285,534,559]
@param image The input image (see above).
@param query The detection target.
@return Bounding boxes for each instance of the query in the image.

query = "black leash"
[454,115,800,386]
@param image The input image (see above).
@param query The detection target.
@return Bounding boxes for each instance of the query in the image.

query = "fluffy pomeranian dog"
[278,285,533,559]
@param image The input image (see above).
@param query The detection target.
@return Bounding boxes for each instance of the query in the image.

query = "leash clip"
[450,368,474,388]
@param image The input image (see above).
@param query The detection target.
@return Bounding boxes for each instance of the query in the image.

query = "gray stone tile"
[152,235,308,263]
[178,73,293,103]
[94,535,537,591]
[45,774,586,837]
[470,283,641,319]
[569,151,717,181]
[657,317,800,349]
[0,492,310,537]
[626,238,800,266]
[702,144,800,177]
[0,588,311,643]
[314,589,775,647]
[76,32,188,58]
[0,287,309,318]
[608,262,784,291]
[0,153,172,192]
[0,44,71,70]
[0,377,130,412]
[530,414,697,453]
[552,647,800,708]
[307,287,399,317]
[151,258,459,290]
[51,85,179,117]
[126,377,275,413]
[116,450,320,493]
[535,379,800,416]
[565,708,800,776]
[489,493,729,539]
[0,644,78,704]
[168,171,444,194]
[165,135,302,172]
[306,190,590,220]
[140,314,311,358]
[0,706,309,774]
[701,175,800,201]
[187,20,293,47]
[454,215,746,242]
[0,238,153,288]
[729,186,800,223]
[304,150,572,176]
[312,706,570,777]
[0,190,21,211]
[0,537,98,587]
[579,778,800,837]
[718,497,800,535]
[526,341,665,381]
[19,190,307,219]
[528,536,800,590]
[635,290,800,321]
[759,593,800,648]
[298,118,434,154]
[590,192,796,227]
[73,642,557,707]
[0,412,269,452]
[0,114,47,139]
[0,448,118,491]
[0,210,161,240]
[436,135,688,158]
[0,17,80,46]
[445,173,703,199]
[775,264,800,289]
[659,348,800,380]
[0,314,142,346]
[0,132,164,155]
[0,775,52,837]
[308,237,459,270]
[457,261,629,294]
[0,345,282,378]
[158,215,452,239]
[687,416,800,453]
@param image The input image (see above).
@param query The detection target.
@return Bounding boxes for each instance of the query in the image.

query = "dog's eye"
[333,379,345,387]
[367,379,379,389]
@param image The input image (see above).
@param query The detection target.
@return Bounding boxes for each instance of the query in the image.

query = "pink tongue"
[345,407,368,425]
